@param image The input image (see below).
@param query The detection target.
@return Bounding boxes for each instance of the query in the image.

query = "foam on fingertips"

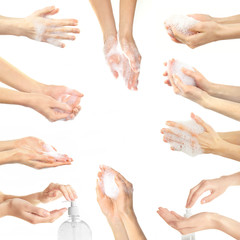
[165,14,199,35]
[164,119,204,157]
[101,169,119,199]
[168,59,196,86]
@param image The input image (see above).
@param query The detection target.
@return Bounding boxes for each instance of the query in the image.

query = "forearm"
[121,211,146,240]
[0,149,19,165]
[221,172,240,186]
[119,0,137,39]
[108,218,129,240]
[89,0,117,41]
[204,95,240,121]
[208,83,240,103]
[215,15,240,24]
[0,139,18,151]
[0,16,25,36]
[218,131,240,145]
[217,23,240,40]
[0,200,10,218]
[213,140,240,162]
[215,214,240,239]
[0,57,45,93]
[0,87,33,106]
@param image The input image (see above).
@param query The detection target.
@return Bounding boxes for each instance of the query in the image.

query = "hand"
[38,183,77,203]
[162,113,225,154]
[104,36,123,79]
[97,166,129,240]
[43,85,83,118]
[157,208,217,235]
[22,6,79,48]
[164,59,214,93]
[186,177,230,208]
[120,37,141,90]
[168,21,221,48]
[188,14,214,22]
[6,198,66,224]
[12,147,71,169]
[163,62,210,105]
[28,93,75,122]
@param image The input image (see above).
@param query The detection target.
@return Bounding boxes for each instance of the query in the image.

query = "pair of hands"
[2,183,77,224]
[104,35,141,91]
[157,174,233,235]
[7,136,72,169]
[96,166,134,230]
[161,112,224,155]
[18,6,80,48]
[165,14,222,48]
[163,58,213,107]
[28,84,83,122]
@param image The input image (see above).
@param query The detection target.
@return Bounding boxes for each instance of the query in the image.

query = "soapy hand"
[39,183,78,203]
[163,61,209,105]
[120,37,141,90]
[104,36,141,90]
[28,93,76,122]
[22,6,80,48]
[186,177,230,208]
[43,85,83,119]
[162,113,224,154]
[157,207,217,235]
[12,147,71,169]
[6,198,66,224]
[166,18,221,48]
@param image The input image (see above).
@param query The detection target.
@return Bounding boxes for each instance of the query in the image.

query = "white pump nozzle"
[68,201,80,217]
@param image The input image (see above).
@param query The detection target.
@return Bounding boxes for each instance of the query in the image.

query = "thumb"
[52,101,72,113]
[32,6,57,17]
[201,192,217,204]
[115,175,126,194]
[65,88,83,97]
[30,206,50,218]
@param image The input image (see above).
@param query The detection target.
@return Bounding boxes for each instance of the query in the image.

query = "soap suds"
[104,36,139,90]
[168,59,196,86]
[43,144,70,162]
[164,119,204,156]
[182,209,196,239]
[165,15,199,35]
[101,169,119,199]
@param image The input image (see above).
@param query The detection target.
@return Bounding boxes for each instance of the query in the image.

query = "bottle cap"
[68,201,80,216]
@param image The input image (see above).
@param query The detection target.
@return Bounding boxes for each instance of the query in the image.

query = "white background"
[0,0,240,239]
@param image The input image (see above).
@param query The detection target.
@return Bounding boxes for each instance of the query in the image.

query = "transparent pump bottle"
[181,209,195,240]
[58,201,92,240]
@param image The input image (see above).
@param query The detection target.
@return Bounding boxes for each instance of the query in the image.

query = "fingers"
[115,175,127,193]
[96,179,105,201]
[27,208,67,224]
[65,88,83,97]
[46,33,76,41]
[51,100,72,113]
[48,19,78,27]
[181,67,198,80]
[186,183,208,208]
[46,38,65,48]
[55,184,77,201]
[28,205,50,218]
[201,192,217,204]
[32,6,57,17]
[34,153,56,163]
[29,160,71,169]
[165,121,195,135]
[50,27,80,34]
[191,113,213,132]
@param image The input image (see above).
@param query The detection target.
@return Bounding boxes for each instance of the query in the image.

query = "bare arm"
[119,0,137,39]
[89,0,117,41]
[215,15,240,24]
[218,131,240,145]
[0,57,44,93]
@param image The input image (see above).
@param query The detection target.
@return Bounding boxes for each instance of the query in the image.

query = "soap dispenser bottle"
[58,201,92,240]
[181,208,195,240]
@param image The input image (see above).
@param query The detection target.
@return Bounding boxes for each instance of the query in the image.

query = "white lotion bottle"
[58,201,92,240]
[181,209,195,240]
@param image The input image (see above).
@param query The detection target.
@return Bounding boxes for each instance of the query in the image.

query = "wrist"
[103,31,117,43]
[0,18,25,36]
[0,199,12,217]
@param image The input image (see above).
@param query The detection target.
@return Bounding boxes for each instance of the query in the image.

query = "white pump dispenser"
[58,201,92,240]
[181,209,195,240]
